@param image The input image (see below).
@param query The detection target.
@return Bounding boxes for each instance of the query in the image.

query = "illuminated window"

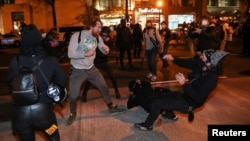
[4,0,14,4]
[208,0,238,7]
[11,12,24,34]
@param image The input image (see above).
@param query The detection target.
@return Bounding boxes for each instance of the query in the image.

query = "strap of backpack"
[78,30,82,43]
[32,57,50,85]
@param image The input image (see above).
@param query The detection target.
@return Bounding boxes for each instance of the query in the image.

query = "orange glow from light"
[157,1,163,7]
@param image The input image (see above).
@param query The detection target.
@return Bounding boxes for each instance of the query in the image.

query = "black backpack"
[11,56,41,106]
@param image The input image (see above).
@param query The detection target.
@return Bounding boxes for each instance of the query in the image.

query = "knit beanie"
[204,49,229,67]
[204,49,215,62]
[21,24,42,46]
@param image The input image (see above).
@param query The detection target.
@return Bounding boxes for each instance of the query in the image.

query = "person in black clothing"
[134,49,229,131]
[81,26,121,102]
[116,19,133,69]
[63,28,73,45]
[241,13,250,56]
[159,21,172,68]
[42,28,68,62]
[191,16,220,52]
[132,23,143,58]
[42,28,59,57]
[7,24,67,140]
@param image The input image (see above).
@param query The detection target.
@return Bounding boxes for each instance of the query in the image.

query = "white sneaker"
[151,75,157,81]
[147,73,153,79]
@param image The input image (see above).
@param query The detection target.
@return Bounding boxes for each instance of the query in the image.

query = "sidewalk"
[1,77,250,141]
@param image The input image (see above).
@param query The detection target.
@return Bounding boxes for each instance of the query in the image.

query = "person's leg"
[101,63,121,98]
[220,39,227,51]
[135,93,188,130]
[149,48,157,81]
[67,67,87,125]
[119,47,125,69]
[160,45,169,68]
[81,81,92,102]
[33,103,60,141]
[146,48,157,74]
[145,48,157,81]
[137,42,142,58]
[87,66,125,115]
[133,44,137,58]
[12,106,35,141]
[127,47,133,68]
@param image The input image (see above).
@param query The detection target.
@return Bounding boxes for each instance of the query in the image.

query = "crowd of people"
[8,14,245,140]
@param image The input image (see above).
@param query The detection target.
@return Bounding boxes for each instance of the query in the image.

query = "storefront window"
[168,14,194,30]
[208,0,218,7]
[99,0,109,10]
[218,0,238,7]
[11,12,24,34]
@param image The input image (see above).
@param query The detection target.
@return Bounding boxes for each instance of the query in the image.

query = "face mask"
[201,20,208,26]
[50,40,58,48]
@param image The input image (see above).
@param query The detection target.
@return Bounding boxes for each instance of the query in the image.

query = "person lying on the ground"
[127,79,178,120]
[134,49,229,131]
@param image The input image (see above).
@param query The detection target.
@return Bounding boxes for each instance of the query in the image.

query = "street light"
[157,1,162,30]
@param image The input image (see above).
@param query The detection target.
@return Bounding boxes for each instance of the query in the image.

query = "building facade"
[0,0,248,37]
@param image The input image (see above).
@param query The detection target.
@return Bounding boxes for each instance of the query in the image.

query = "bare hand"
[102,45,110,53]
[175,72,186,85]
[84,48,95,57]
[162,54,174,61]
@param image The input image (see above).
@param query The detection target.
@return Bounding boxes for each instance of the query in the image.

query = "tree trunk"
[51,0,57,29]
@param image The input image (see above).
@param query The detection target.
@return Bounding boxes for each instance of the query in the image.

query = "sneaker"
[134,123,153,131]
[162,113,178,121]
[67,112,76,125]
[147,73,153,79]
[151,75,157,81]
[109,105,126,115]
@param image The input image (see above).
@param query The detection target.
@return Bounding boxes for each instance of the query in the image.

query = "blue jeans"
[145,47,158,75]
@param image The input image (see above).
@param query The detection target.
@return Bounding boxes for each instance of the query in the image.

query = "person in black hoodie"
[191,16,220,52]
[81,26,121,102]
[7,24,67,141]
[134,49,229,131]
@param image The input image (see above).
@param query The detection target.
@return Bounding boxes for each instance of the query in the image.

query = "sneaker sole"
[134,124,153,131]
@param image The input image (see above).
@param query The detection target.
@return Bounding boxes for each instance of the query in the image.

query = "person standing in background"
[116,19,134,69]
[159,21,172,69]
[143,20,163,81]
[220,17,229,51]
[225,22,234,52]
[132,23,143,59]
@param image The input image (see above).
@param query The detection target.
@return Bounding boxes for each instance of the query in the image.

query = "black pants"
[133,41,142,58]
[144,92,190,127]
[119,46,132,68]
[12,103,60,141]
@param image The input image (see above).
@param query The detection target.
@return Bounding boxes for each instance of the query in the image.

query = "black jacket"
[8,54,67,103]
[195,26,220,51]
[173,57,219,108]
